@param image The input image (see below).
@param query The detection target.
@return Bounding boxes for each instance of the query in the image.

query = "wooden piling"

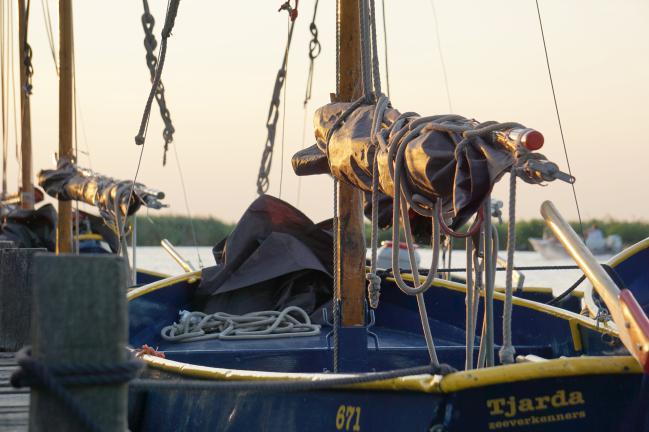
[0,241,14,250]
[0,248,45,352]
[29,254,128,432]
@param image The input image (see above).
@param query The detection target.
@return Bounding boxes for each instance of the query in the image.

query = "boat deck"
[0,353,28,432]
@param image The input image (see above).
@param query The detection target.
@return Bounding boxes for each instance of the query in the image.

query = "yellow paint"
[496,286,583,298]
[127,270,201,301]
[336,405,361,431]
[486,389,585,418]
[568,319,583,352]
[75,233,103,241]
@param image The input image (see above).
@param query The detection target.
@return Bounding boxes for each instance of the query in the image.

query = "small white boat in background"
[530,228,623,260]
[376,240,421,270]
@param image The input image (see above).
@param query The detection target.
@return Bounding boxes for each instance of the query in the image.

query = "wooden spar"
[57,0,73,253]
[18,0,33,210]
[336,0,366,326]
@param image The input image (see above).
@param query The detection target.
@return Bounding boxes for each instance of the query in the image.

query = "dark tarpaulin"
[194,195,333,321]
[0,204,57,250]
[292,103,515,231]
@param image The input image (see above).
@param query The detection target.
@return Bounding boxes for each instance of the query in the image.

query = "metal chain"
[257,1,298,195]
[141,0,175,166]
[303,0,320,107]
[134,0,180,147]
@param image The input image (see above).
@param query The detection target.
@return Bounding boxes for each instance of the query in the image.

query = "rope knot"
[278,0,299,21]
[498,345,516,365]
[366,272,382,309]
[11,346,144,432]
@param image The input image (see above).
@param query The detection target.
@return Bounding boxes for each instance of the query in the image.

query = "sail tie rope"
[499,143,526,365]
[476,224,498,368]
[366,95,389,309]
[332,179,340,372]
[161,306,320,343]
[325,103,539,368]
[464,238,474,369]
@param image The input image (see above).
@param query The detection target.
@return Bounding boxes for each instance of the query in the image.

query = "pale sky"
[3,0,649,224]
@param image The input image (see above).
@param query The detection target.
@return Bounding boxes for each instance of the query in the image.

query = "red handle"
[619,289,649,373]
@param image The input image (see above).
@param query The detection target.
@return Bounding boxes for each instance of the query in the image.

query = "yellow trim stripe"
[568,319,583,352]
[75,233,104,241]
[127,270,201,301]
[608,237,649,268]
[135,353,641,394]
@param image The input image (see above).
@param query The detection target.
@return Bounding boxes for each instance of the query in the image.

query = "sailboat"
[125,0,649,430]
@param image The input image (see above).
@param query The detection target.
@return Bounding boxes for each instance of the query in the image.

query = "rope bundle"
[161,306,321,342]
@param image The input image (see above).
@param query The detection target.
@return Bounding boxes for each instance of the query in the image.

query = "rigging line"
[1,1,7,196]
[534,0,584,237]
[71,1,80,254]
[9,0,21,174]
[297,0,321,207]
[127,0,179,253]
[40,0,58,75]
[296,107,307,207]
[380,0,390,97]
[172,142,203,268]
[427,0,452,113]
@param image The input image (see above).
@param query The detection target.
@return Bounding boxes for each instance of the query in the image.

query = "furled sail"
[293,102,568,231]
[38,161,166,230]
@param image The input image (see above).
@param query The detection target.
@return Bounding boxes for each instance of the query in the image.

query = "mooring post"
[0,247,45,352]
[29,254,129,431]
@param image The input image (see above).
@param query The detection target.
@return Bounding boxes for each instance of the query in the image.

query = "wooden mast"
[18,0,33,210]
[57,0,73,253]
[336,0,365,326]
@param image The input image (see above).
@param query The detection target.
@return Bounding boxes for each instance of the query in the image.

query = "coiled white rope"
[161,306,321,343]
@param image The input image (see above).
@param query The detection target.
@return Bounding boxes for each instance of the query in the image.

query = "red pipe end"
[523,130,544,151]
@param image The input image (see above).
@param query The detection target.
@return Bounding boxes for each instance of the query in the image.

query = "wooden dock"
[0,353,28,431]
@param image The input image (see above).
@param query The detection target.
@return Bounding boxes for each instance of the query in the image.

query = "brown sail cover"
[38,161,165,223]
[292,103,515,230]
